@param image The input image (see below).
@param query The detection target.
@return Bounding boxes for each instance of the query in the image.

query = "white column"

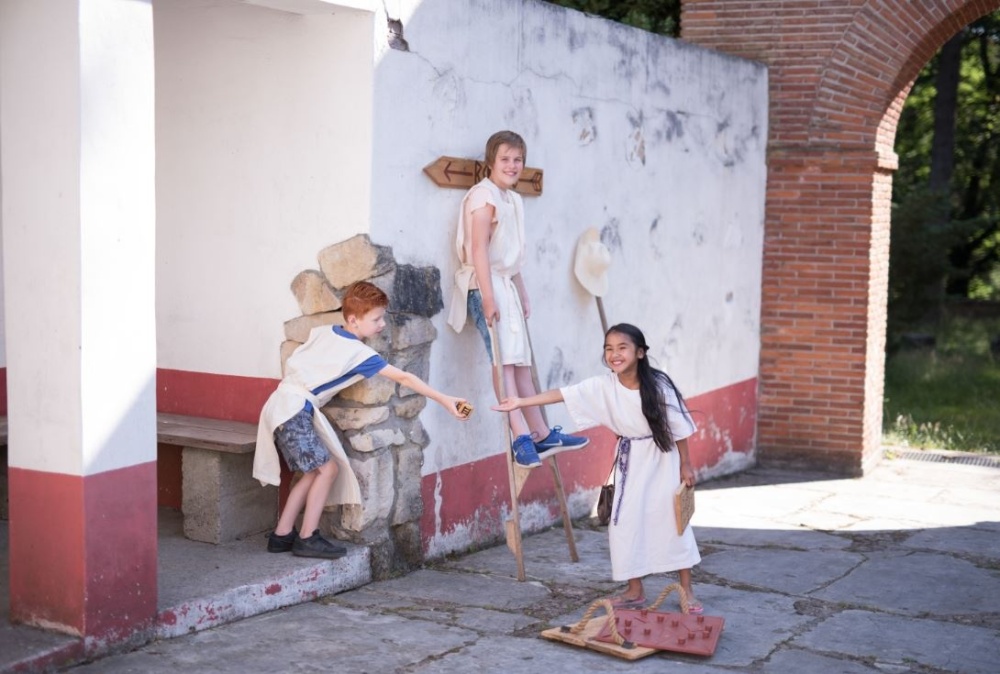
[1,0,158,637]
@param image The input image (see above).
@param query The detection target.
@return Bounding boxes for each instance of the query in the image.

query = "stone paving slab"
[792,610,1000,674]
[407,635,733,673]
[763,648,901,674]
[811,550,1000,616]
[12,457,998,674]
[901,524,1000,558]
[699,547,865,595]
[70,603,481,674]
[694,523,853,550]
[439,527,619,591]
[328,587,540,634]
[815,493,996,528]
[361,568,551,610]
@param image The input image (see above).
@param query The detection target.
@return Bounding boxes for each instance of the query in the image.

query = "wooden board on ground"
[674,482,695,535]
[540,619,659,661]
[593,609,724,656]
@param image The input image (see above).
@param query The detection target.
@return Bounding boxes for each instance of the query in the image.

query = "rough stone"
[392,445,425,525]
[348,428,405,454]
[318,234,395,289]
[392,346,430,396]
[290,270,341,316]
[392,395,427,419]
[407,421,428,447]
[390,314,436,350]
[366,271,396,309]
[338,375,395,405]
[279,340,301,376]
[342,451,394,531]
[390,521,424,571]
[391,264,444,317]
[322,406,390,431]
[361,323,391,354]
[283,311,343,344]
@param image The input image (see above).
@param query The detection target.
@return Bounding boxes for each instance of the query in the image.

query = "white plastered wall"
[153,0,374,377]
[367,0,768,476]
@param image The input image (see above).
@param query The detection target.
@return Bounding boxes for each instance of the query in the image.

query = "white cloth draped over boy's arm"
[253,326,386,507]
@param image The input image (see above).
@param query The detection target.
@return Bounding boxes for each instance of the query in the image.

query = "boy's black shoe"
[266,526,298,553]
[293,529,347,559]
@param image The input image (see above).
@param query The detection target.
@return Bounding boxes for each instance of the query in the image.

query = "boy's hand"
[443,396,473,420]
[483,297,500,326]
[492,397,522,413]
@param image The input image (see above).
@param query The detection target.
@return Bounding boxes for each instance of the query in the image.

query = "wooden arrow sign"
[423,156,544,196]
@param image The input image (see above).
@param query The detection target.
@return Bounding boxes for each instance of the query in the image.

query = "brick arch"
[681,0,1000,474]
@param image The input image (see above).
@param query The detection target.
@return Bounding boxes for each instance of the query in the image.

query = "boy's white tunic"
[561,372,701,580]
[447,177,532,365]
[253,325,384,508]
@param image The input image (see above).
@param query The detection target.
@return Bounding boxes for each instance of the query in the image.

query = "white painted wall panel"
[153,0,374,377]
[366,0,768,476]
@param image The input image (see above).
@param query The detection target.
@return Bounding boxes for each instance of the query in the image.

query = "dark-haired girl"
[493,323,702,612]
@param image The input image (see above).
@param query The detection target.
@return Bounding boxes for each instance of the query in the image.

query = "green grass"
[883,316,1000,454]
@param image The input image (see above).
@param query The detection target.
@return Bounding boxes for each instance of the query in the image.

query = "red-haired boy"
[254,281,470,558]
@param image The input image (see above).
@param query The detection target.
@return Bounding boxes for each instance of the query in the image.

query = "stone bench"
[0,413,276,545]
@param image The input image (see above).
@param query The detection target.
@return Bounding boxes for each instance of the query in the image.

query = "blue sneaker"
[512,434,542,468]
[535,426,589,456]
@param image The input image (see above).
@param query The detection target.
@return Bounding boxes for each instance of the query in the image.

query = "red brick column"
[681,0,1000,474]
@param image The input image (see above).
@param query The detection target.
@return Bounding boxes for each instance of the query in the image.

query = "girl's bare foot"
[607,591,646,608]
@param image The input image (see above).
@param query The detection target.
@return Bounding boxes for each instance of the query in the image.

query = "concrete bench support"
[158,413,276,544]
[181,447,276,544]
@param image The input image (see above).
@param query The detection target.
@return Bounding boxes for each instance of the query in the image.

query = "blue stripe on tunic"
[302,326,388,414]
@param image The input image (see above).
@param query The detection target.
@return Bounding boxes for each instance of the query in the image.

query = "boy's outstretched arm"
[492,388,564,412]
[379,364,471,420]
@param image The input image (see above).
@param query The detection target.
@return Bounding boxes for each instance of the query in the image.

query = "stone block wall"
[281,234,442,578]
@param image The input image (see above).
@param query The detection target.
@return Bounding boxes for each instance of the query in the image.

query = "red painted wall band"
[156,368,277,424]
[8,462,158,637]
[420,377,757,551]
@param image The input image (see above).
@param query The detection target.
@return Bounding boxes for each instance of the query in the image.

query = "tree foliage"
[544,0,681,37]
[893,12,1000,309]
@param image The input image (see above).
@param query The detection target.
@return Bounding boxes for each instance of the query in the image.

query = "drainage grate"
[887,449,1000,469]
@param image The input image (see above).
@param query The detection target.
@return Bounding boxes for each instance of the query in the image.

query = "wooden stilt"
[524,327,578,564]
[489,325,526,580]
[489,323,578,581]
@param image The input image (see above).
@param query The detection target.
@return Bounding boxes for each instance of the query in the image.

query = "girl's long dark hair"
[606,323,689,453]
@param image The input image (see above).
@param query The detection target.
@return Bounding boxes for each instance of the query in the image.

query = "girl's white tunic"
[561,372,701,580]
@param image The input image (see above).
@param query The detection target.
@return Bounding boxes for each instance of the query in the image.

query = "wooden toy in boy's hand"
[456,401,474,418]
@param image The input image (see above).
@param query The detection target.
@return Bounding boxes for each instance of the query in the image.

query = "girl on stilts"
[493,322,702,612]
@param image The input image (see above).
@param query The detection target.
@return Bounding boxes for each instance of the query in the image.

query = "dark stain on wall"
[601,219,622,252]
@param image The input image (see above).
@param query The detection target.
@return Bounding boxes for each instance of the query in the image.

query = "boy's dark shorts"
[273,407,331,473]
